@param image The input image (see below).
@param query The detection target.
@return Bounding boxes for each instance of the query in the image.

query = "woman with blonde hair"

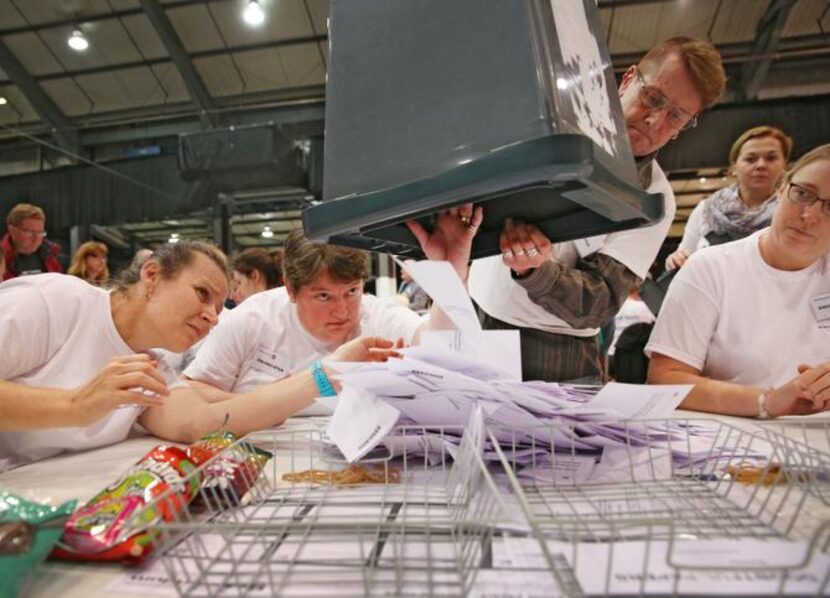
[666,125,793,270]
[68,241,110,286]
[648,144,830,418]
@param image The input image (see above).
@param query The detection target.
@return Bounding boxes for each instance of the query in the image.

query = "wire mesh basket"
[135,417,830,597]
[133,422,540,597]
[485,418,830,596]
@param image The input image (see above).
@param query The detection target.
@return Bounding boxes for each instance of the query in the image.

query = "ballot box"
[303,0,664,259]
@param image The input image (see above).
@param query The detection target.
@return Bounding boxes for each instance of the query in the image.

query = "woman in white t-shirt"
[647,144,830,418]
[0,241,397,469]
[174,215,481,421]
[665,126,792,270]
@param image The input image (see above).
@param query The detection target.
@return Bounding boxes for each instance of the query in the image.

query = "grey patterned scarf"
[704,183,778,240]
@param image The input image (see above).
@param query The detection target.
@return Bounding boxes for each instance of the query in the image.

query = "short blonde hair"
[639,37,726,109]
[729,126,793,165]
[68,241,110,285]
[6,203,45,227]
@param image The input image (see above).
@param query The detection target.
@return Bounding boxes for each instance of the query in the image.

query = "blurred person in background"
[666,125,792,270]
[231,247,283,305]
[68,241,110,286]
[397,259,431,314]
[1,203,62,281]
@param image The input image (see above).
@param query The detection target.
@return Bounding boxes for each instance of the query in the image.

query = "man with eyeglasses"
[467,37,726,382]
[1,203,63,281]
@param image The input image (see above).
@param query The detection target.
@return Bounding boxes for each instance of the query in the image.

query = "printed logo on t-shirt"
[249,346,291,378]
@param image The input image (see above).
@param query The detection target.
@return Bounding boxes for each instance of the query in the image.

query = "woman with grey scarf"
[666,125,792,270]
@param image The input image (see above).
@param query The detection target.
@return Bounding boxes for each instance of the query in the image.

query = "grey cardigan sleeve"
[514,253,640,329]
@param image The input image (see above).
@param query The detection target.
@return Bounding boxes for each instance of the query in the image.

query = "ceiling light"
[68,29,89,52]
[261,226,274,239]
[698,177,707,185]
[168,233,180,244]
[0,97,7,106]
[243,1,265,26]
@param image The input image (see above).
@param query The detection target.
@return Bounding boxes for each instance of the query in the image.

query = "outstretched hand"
[331,336,405,363]
[406,204,483,281]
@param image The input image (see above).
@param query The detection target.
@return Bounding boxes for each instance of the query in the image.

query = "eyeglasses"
[786,181,830,217]
[11,224,47,239]
[634,68,698,131]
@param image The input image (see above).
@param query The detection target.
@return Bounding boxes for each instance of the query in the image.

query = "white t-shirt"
[469,162,675,337]
[646,230,830,389]
[0,274,145,469]
[184,287,423,394]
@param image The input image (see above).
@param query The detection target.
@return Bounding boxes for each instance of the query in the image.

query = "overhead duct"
[303,0,663,259]
[178,123,306,191]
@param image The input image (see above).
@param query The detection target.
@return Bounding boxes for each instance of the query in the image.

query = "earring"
[671,132,679,140]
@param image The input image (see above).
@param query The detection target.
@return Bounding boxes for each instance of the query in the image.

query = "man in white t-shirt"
[180,221,480,415]
[466,37,726,382]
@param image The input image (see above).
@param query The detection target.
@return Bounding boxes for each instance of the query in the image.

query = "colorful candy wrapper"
[1,492,76,597]
[52,445,198,565]
[187,432,271,509]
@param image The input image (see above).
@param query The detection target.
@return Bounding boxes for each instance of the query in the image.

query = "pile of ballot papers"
[322,261,762,474]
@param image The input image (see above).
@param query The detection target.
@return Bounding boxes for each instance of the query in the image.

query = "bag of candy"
[187,432,271,510]
[51,444,198,565]
[1,492,76,597]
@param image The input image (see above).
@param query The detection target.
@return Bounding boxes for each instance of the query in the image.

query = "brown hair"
[6,203,45,227]
[639,37,726,109]
[232,248,283,288]
[282,229,368,291]
[786,144,830,182]
[68,241,110,285]
[113,240,229,292]
[729,126,794,165]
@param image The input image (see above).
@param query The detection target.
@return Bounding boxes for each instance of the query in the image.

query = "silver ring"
[526,247,539,257]
[459,216,471,225]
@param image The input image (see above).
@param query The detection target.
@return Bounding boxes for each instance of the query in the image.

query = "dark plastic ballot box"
[303,0,664,259]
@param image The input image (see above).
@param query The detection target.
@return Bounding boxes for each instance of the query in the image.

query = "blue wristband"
[311,360,337,397]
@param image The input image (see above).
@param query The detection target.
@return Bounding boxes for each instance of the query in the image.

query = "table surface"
[3,412,828,598]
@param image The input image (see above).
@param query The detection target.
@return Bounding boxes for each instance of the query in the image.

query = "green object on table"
[0,492,77,598]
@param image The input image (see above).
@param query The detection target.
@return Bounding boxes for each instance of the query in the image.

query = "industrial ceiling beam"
[0,38,79,156]
[734,0,797,102]
[0,34,328,86]
[0,0,234,36]
[139,0,218,128]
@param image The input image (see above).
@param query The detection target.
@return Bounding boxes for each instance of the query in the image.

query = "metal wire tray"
[134,422,542,597]
[486,418,830,596]
[136,418,830,597]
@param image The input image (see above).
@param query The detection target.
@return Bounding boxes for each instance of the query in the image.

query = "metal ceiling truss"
[734,0,798,101]
[0,38,79,156]
[139,0,219,128]
[0,0,235,37]
[0,34,328,87]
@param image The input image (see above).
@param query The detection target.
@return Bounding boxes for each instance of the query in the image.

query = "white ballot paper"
[326,385,400,462]
[588,382,693,419]
[493,536,830,596]
[401,259,481,335]
[401,259,522,379]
